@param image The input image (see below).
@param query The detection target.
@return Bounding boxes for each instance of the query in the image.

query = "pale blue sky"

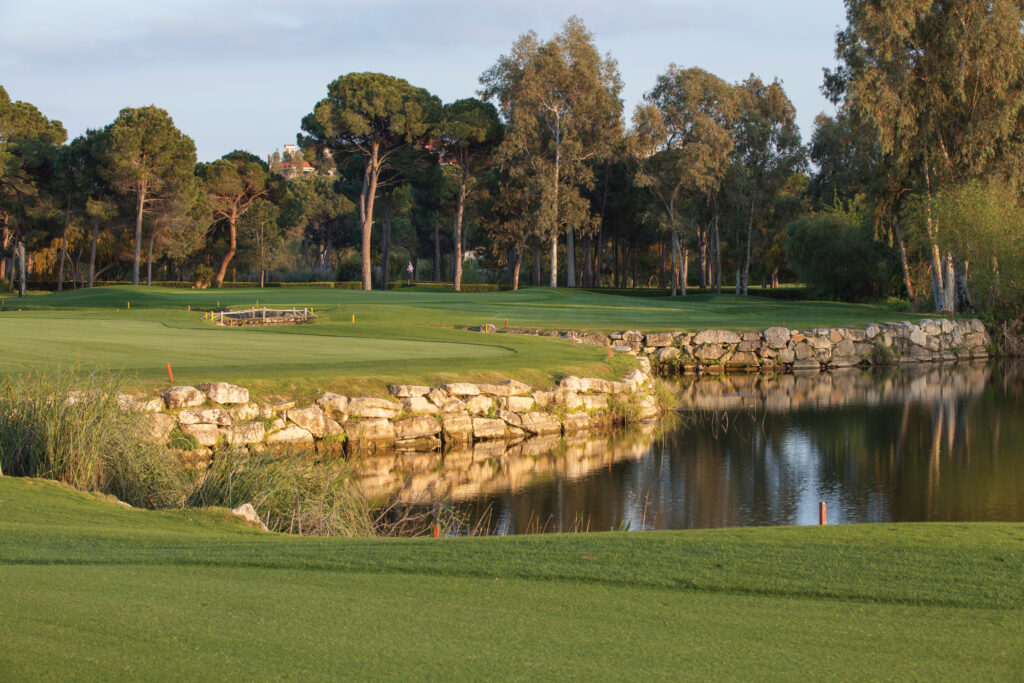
[0,0,846,161]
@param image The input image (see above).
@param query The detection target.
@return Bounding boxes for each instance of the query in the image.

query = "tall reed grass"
[0,370,185,507]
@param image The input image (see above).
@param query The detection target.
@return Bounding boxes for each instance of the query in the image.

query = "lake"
[355,361,1024,534]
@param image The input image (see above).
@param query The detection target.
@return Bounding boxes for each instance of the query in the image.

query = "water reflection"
[358,361,1024,533]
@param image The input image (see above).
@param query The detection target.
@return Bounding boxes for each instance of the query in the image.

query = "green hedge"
[28,280,510,292]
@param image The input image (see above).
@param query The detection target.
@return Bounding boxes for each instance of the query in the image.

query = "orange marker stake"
[607,346,612,361]
[819,502,827,526]
[432,523,440,539]
[167,362,174,383]
[504,319,508,329]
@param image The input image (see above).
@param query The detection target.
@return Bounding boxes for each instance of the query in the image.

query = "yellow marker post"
[127,301,130,310]
[187,305,190,312]
[352,314,355,323]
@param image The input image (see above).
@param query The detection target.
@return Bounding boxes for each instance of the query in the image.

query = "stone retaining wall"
[486,318,991,375]
[127,360,662,467]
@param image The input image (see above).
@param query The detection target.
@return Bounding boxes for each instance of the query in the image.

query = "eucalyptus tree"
[300,73,440,289]
[827,0,1024,312]
[630,66,737,294]
[100,106,196,285]
[481,16,623,287]
[729,76,804,294]
[439,98,502,291]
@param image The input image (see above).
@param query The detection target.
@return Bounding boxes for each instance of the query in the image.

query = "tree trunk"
[433,215,441,282]
[594,224,604,287]
[923,159,945,312]
[566,227,576,288]
[88,217,99,288]
[360,144,381,290]
[742,196,754,296]
[942,252,955,314]
[698,224,708,289]
[669,230,679,296]
[147,227,156,286]
[549,144,560,288]
[132,185,146,286]
[549,235,558,287]
[582,236,593,288]
[17,240,26,297]
[713,207,722,294]
[453,168,467,292]
[214,212,237,288]
[536,242,544,286]
[681,245,689,293]
[893,220,914,302]
[380,195,392,291]
[954,257,973,311]
[57,196,71,292]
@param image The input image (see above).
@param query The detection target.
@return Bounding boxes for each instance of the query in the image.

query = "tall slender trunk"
[88,217,99,288]
[380,195,392,291]
[942,252,955,314]
[893,220,914,302]
[594,224,604,287]
[532,244,541,286]
[698,224,708,289]
[17,240,26,297]
[681,245,689,293]
[566,227,576,287]
[923,158,945,312]
[454,166,467,292]
[57,196,70,292]
[433,215,441,282]
[955,257,973,311]
[214,212,237,288]
[147,227,156,286]
[549,144,560,288]
[132,185,146,286]
[360,144,381,290]
[742,196,754,296]
[713,206,722,294]
[0,221,8,281]
[582,236,593,288]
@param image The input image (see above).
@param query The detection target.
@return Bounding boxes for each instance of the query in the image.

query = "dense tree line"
[3,6,1024,318]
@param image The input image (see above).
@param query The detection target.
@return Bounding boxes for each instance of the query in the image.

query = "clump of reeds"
[0,369,185,508]
[185,449,377,537]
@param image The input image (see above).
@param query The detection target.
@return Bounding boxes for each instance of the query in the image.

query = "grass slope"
[1,478,1021,679]
[3,286,921,393]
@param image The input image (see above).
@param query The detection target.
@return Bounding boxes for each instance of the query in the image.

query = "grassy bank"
[2,286,923,394]
[0,477,1020,679]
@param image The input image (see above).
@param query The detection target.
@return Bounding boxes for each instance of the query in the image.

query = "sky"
[0,0,848,162]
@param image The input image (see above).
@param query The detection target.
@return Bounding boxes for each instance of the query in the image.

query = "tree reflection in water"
[361,361,1024,534]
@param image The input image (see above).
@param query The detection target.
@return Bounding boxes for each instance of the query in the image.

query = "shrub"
[784,211,893,302]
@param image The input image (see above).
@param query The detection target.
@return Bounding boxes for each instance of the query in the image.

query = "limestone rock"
[531,390,556,409]
[176,407,231,427]
[145,412,176,444]
[402,396,439,414]
[462,395,494,415]
[267,425,314,445]
[346,397,401,419]
[559,376,587,393]
[693,329,741,345]
[763,327,790,349]
[793,342,815,361]
[268,400,295,414]
[909,326,928,348]
[476,380,532,397]
[792,359,821,373]
[500,395,535,412]
[557,390,583,412]
[344,418,394,441]
[654,347,680,363]
[315,393,349,420]
[834,339,857,357]
[161,385,206,409]
[427,388,449,406]
[637,395,660,420]
[287,405,343,437]
[741,331,762,342]
[518,412,562,436]
[726,351,759,369]
[197,382,249,405]
[694,344,727,361]
[393,415,440,440]
[562,413,591,432]
[231,402,259,422]
[777,348,795,364]
[442,382,481,397]
[441,414,474,441]
[179,423,221,447]
[472,417,506,440]
[864,323,881,339]
[230,503,268,531]
[228,421,266,446]
[387,384,431,398]
[581,394,609,411]
[644,332,674,348]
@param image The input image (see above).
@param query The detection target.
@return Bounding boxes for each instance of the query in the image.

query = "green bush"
[784,211,892,302]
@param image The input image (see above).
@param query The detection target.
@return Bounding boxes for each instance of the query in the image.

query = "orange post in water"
[819,502,827,526]
[167,362,174,383]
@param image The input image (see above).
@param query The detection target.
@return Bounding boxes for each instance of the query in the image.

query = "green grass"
[1,477,1021,679]
[2,286,923,394]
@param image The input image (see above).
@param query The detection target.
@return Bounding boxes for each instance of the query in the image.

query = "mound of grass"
[0,477,1020,679]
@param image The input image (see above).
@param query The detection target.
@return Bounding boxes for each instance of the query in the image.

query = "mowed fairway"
[1,286,924,392]
[1,478,1021,679]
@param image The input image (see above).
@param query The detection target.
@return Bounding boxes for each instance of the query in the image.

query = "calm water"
[420,361,1024,533]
